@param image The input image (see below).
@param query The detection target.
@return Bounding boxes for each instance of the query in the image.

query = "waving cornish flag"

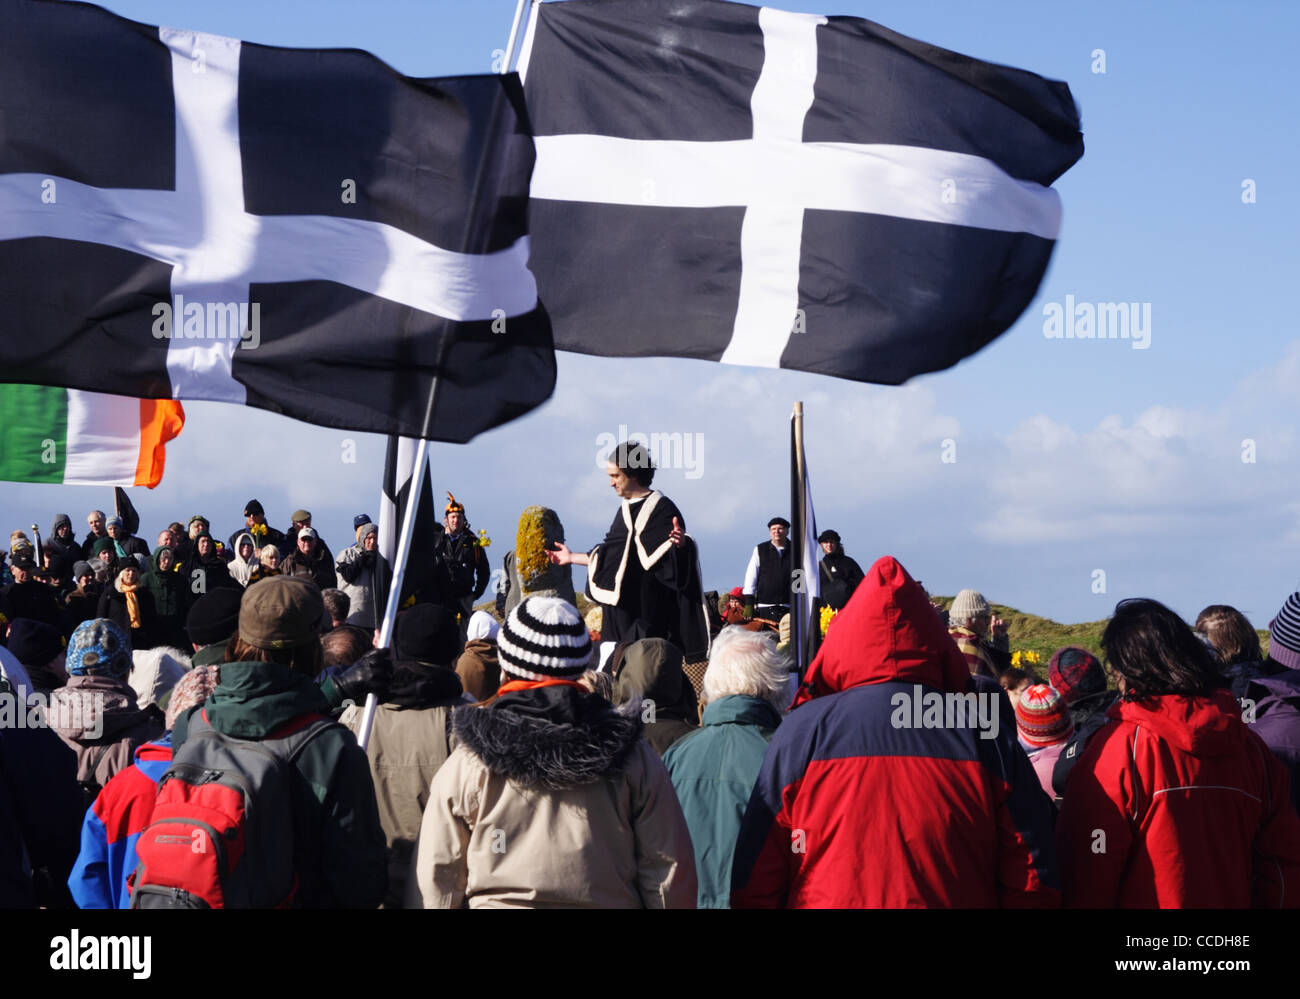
[0,0,553,442]
[520,0,1084,384]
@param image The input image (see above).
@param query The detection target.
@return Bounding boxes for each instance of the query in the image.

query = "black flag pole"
[789,402,822,682]
[356,0,535,750]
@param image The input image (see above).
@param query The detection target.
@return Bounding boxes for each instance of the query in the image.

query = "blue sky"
[3,0,1297,631]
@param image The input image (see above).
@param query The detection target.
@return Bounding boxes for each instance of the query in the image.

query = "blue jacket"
[69,735,173,909]
[663,695,781,908]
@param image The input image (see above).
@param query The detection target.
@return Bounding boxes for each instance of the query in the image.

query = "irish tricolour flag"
[0,385,184,488]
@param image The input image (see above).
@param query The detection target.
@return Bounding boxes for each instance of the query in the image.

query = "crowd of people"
[2,444,1299,908]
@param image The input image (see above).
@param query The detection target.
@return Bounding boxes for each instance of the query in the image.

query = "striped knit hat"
[498,596,592,681]
[1016,684,1073,747]
[1269,592,1300,671]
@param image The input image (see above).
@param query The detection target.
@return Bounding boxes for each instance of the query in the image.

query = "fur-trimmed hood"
[452,684,643,790]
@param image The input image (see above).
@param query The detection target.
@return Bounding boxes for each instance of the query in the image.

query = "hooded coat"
[181,533,238,605]
[46,515,81,581]
[339,662,464,908]
[1056,689,1300,908]
[731,556,1060,909]
[171,661,387,909]
[407,681,697,908]
[227,533,260,587]
[48,674,164,792]
[68,736,173,909]
[144,546,188,648]
[614,638,699,756]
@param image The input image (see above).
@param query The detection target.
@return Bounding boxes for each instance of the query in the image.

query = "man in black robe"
[548,442,709,661]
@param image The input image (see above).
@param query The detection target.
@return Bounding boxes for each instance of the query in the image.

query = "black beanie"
[394,604,461,666]
[7,619,63,666]
[186,588,243,647]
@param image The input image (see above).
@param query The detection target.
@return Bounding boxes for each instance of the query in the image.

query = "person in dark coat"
[6,618,68,696]
[547,443,709,660]
[614,637,699,756]
[97,561,158,651]
[2,554,62,630]
[80,510,110,561]
[47,514,81,574]
[105,517,149,560]
[817,530,865,612]
[181,531,238,606]
[228,498,287,558]
[279,527,338,592]
[0,691,83,908]
[145,546,189,649]
[61,560,102,638]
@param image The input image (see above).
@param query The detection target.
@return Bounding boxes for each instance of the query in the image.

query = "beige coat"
[406,736,696,908]
[341,699,455,908]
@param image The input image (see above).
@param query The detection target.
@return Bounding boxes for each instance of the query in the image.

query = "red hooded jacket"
[1057,689,1300,907]
[731,557,1059,908]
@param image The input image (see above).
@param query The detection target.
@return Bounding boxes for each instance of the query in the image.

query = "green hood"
[203,661,331,739]
[150,544,176,573]
[615,638,698,723]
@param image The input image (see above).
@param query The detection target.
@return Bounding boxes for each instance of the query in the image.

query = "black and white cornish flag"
[0,0,554,441]
[520,0,1084,384]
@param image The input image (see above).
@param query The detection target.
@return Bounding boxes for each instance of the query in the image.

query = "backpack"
[129,709,338,908]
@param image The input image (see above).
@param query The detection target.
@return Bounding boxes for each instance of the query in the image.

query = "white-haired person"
[662,626,791,908]
[406,596,696,908]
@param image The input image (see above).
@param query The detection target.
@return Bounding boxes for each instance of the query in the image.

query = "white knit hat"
[498,596,592,681]
[949,589,991,627]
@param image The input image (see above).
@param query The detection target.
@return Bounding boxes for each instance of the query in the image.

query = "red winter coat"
[730,556,1060,908]
[1057,690,1300,908]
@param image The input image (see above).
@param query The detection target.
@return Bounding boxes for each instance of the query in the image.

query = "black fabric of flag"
[114,486,140,538]
[521,0,1084,384]
[377,437,445,611]
[0,0,554,441]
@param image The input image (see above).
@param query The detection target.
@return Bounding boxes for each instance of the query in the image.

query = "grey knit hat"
[949,589,991,627]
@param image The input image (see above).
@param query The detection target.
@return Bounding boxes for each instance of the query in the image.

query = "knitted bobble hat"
[497,596,592,681]
[1016,684,1073,747]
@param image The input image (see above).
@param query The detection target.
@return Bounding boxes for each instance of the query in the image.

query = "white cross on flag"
[520,0,1084,383]
[0,0,554,442]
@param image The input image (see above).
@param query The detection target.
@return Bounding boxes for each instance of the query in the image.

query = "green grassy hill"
[932,597,1271,678]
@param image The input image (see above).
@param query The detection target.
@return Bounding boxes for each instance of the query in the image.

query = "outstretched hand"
[668,516,684,547]
[547,541,573,566]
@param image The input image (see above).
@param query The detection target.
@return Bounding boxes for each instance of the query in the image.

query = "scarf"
[495,677,585,697]
[118,577,142,629]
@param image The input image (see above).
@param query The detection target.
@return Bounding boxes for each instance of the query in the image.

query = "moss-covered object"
[516,506,569,595]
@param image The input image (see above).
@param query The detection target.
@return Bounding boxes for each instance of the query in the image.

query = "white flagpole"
[356,0,536,751]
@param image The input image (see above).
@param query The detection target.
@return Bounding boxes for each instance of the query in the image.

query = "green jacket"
[662,695,781,908]
[173,661,387,908]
